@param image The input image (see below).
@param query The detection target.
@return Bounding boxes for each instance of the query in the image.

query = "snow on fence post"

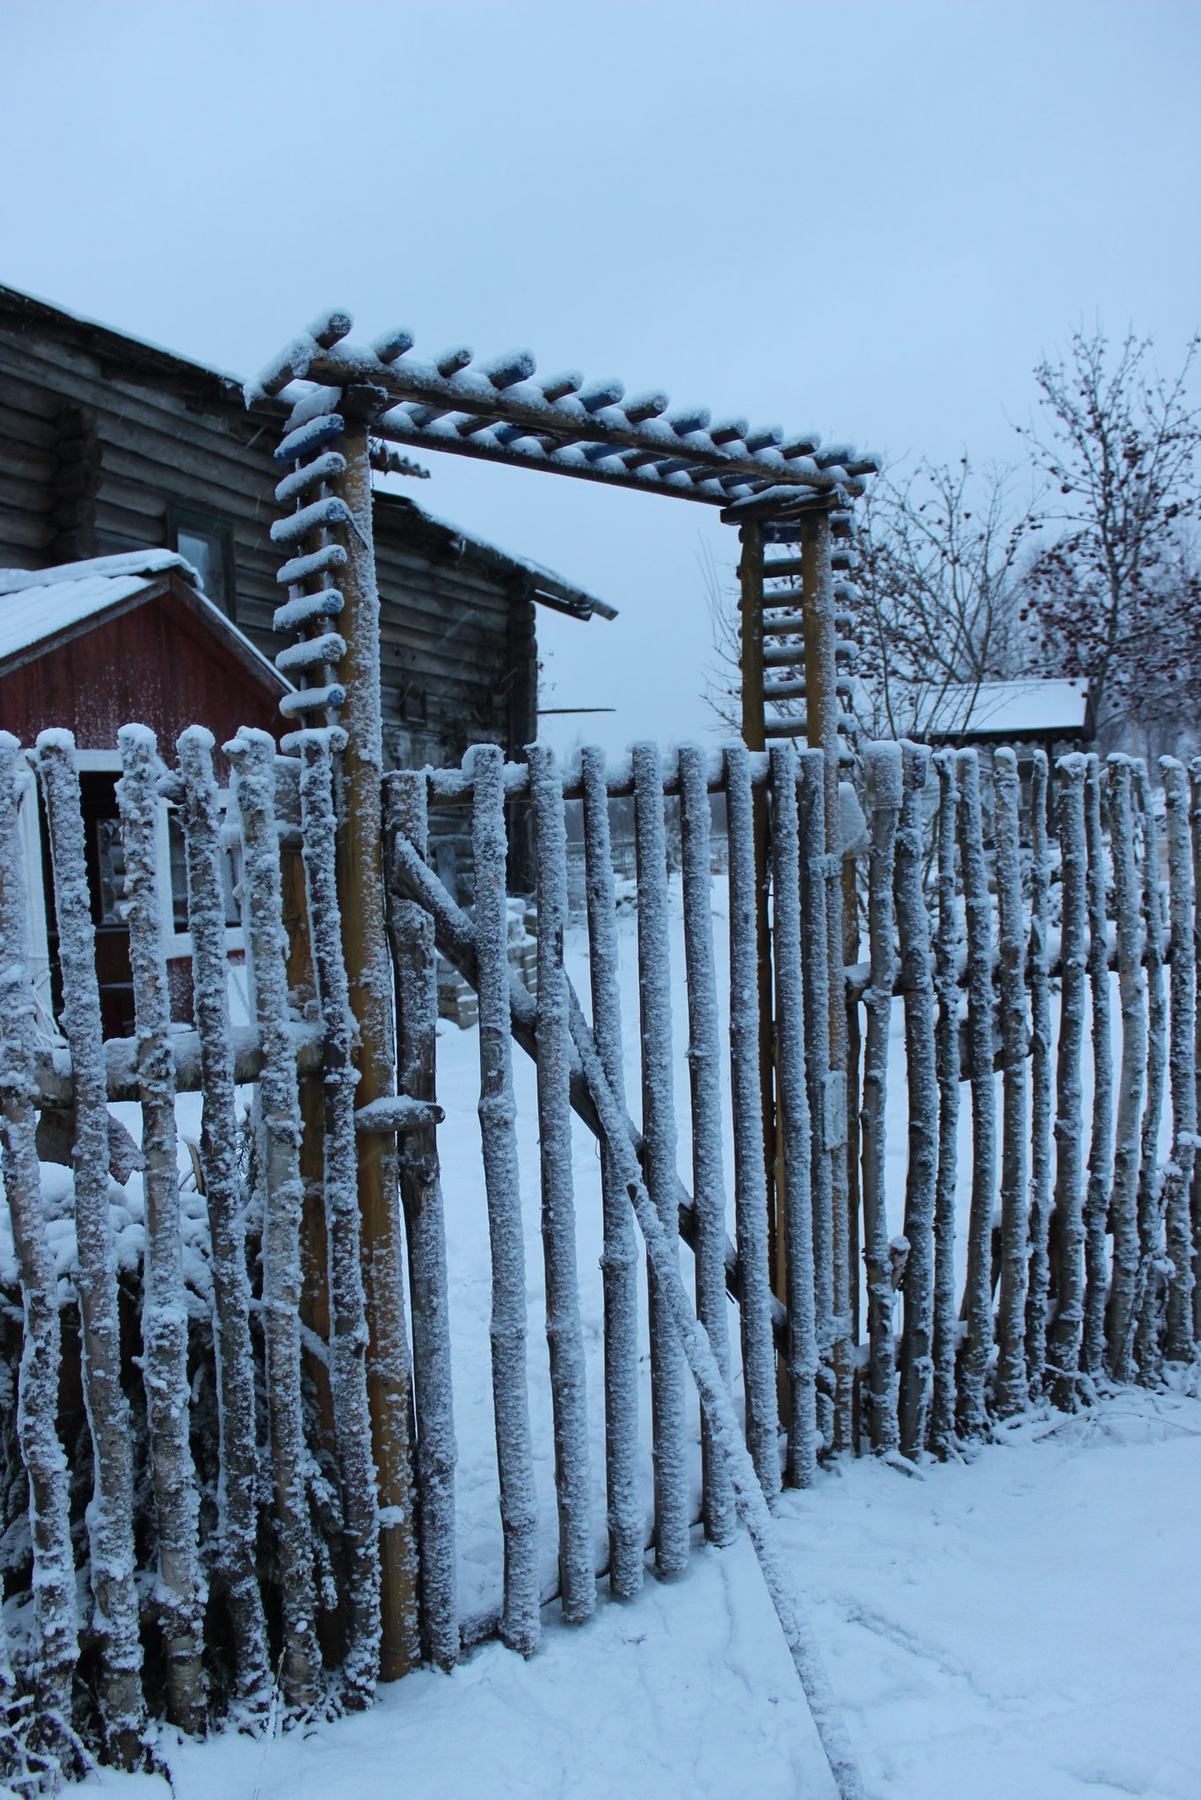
[723,743,781,1498]
[527,742,597,1620]
[1082,754,1115,1379]
[894,743,938,1460]
[1160,758,1197,1359]
[860,742,902,1453]
[1104,755,1147,1382]
[295,728,382,1703]
[1025,749,1054,1393]
[796,746,835,1445]
[1046,755,1089,1407]
[632,741,691,1574]
[769,743,819,1488]
[115,725,206,1731]
[382,771,459,1667]
[34,730,144,1756]
[929,751,960,1457]
[579,745,645,1590]
[991,748,1029,1417]
[226,726,321,1705]
[678,744,737,1539]
[171,729,271,1706]
[1133,761,1169,1381]
[0,735,80,1724]
[954,749,996,1437]
[470,743,541,1655]
[1191,757,1201,1344]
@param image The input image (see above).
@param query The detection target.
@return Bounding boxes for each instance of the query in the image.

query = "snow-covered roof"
[0,550,289,692]
[931,679,1091,741]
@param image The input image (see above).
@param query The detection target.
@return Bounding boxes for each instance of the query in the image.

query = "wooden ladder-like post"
[329,396,420,1680]
[738,521,777,1292]
[799,505,853,1451]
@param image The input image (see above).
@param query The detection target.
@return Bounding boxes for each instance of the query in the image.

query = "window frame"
[166,502,238,621]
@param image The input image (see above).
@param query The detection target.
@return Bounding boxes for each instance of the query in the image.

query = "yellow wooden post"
[330,398,420,1679]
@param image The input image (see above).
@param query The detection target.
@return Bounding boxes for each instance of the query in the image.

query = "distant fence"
[0,724,1198,1773]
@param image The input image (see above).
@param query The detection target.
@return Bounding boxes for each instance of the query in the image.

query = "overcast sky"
[3,1,1198,757]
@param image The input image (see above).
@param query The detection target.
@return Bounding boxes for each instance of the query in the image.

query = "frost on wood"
[1025,750,1054,1395]
[1103,755,1147,1383]
[954,750,995,1438]
[470,744,540,1654]
[1191,758,1201,1345]
[1132,761,1169,1382]
[796,747,834,1438]
[632,741,689,1574]
[723,743,779,1500]
[991,749,1029,1418]
[226,726,321,1705]
[930,752,960,1457]
[527,742,596,1619]
[561,989,868,1800]
[860,743,902,1454]
[173,726,270,1707]
[579,745,644,1592]
[678,744,737,1538]
[1159,758,1197,1360]
[383,772,459,1667]
[34,731,144,1756]
[894,743,938,1460]
[1082,756,1115,1380]
[0,734,79,1719]
[295,728,381,1703]
[769,744,818,1490]
[1047,755,1088,1408]
[115,725,207,1731]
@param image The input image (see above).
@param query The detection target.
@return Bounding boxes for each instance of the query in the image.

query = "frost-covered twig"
[1104,756,1146,1381]
[579,746,645,1586]
[632,742,690,1572]
[723,744,780,1499]
[930,751,960,1456]
[0,735,79,1721]
[226,727,321,1705]
[35,731,144,1757]
[992,749,1029,1417]
[679,744,737,1536]
[528,743,596,1615]
[861,744,902,1453]
[797,748,835,1447]
[1026,750,1054,1394]
[471,745,540,1654]
[295,728,381,1702]
[174,726,270,1708]
[769,745,818,1488]
[894,743,938,1458]
[116,725,206,1730]
[1082,755,1114,1380]
[1047,755,1088,1408]
[1159,758,1197,1360]
[954,750,995,1437]
[383,773,459,1664]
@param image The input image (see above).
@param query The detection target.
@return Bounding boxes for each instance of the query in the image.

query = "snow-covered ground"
[16,872,1201,1797]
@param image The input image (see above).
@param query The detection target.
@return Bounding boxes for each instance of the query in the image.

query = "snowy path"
[83,1389,1201,1799]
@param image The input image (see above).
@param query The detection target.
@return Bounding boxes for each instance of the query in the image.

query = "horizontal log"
[354,1095,444,1133]
[32,1022,324,1110]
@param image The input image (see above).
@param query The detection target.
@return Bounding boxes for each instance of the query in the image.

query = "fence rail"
[0,722,1198,1774]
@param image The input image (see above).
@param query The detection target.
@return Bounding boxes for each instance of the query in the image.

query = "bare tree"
[1017,328,1201,757]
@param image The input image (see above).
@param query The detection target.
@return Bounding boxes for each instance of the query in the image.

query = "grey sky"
[3,0,1198,757]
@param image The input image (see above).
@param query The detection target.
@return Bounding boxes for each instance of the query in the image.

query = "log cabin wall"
[0,287,541,771]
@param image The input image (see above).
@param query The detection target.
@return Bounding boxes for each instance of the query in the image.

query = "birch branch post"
[992,749,1029,1417]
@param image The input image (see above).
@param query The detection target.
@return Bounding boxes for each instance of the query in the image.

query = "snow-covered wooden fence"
[1,716,1200,1779]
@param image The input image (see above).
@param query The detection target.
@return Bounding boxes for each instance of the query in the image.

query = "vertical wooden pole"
[800,507,852,1451]
[738,522,776,1291]
[329,401,419,1679]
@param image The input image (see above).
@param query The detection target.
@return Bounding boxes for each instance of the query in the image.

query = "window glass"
[176,525,229,614]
